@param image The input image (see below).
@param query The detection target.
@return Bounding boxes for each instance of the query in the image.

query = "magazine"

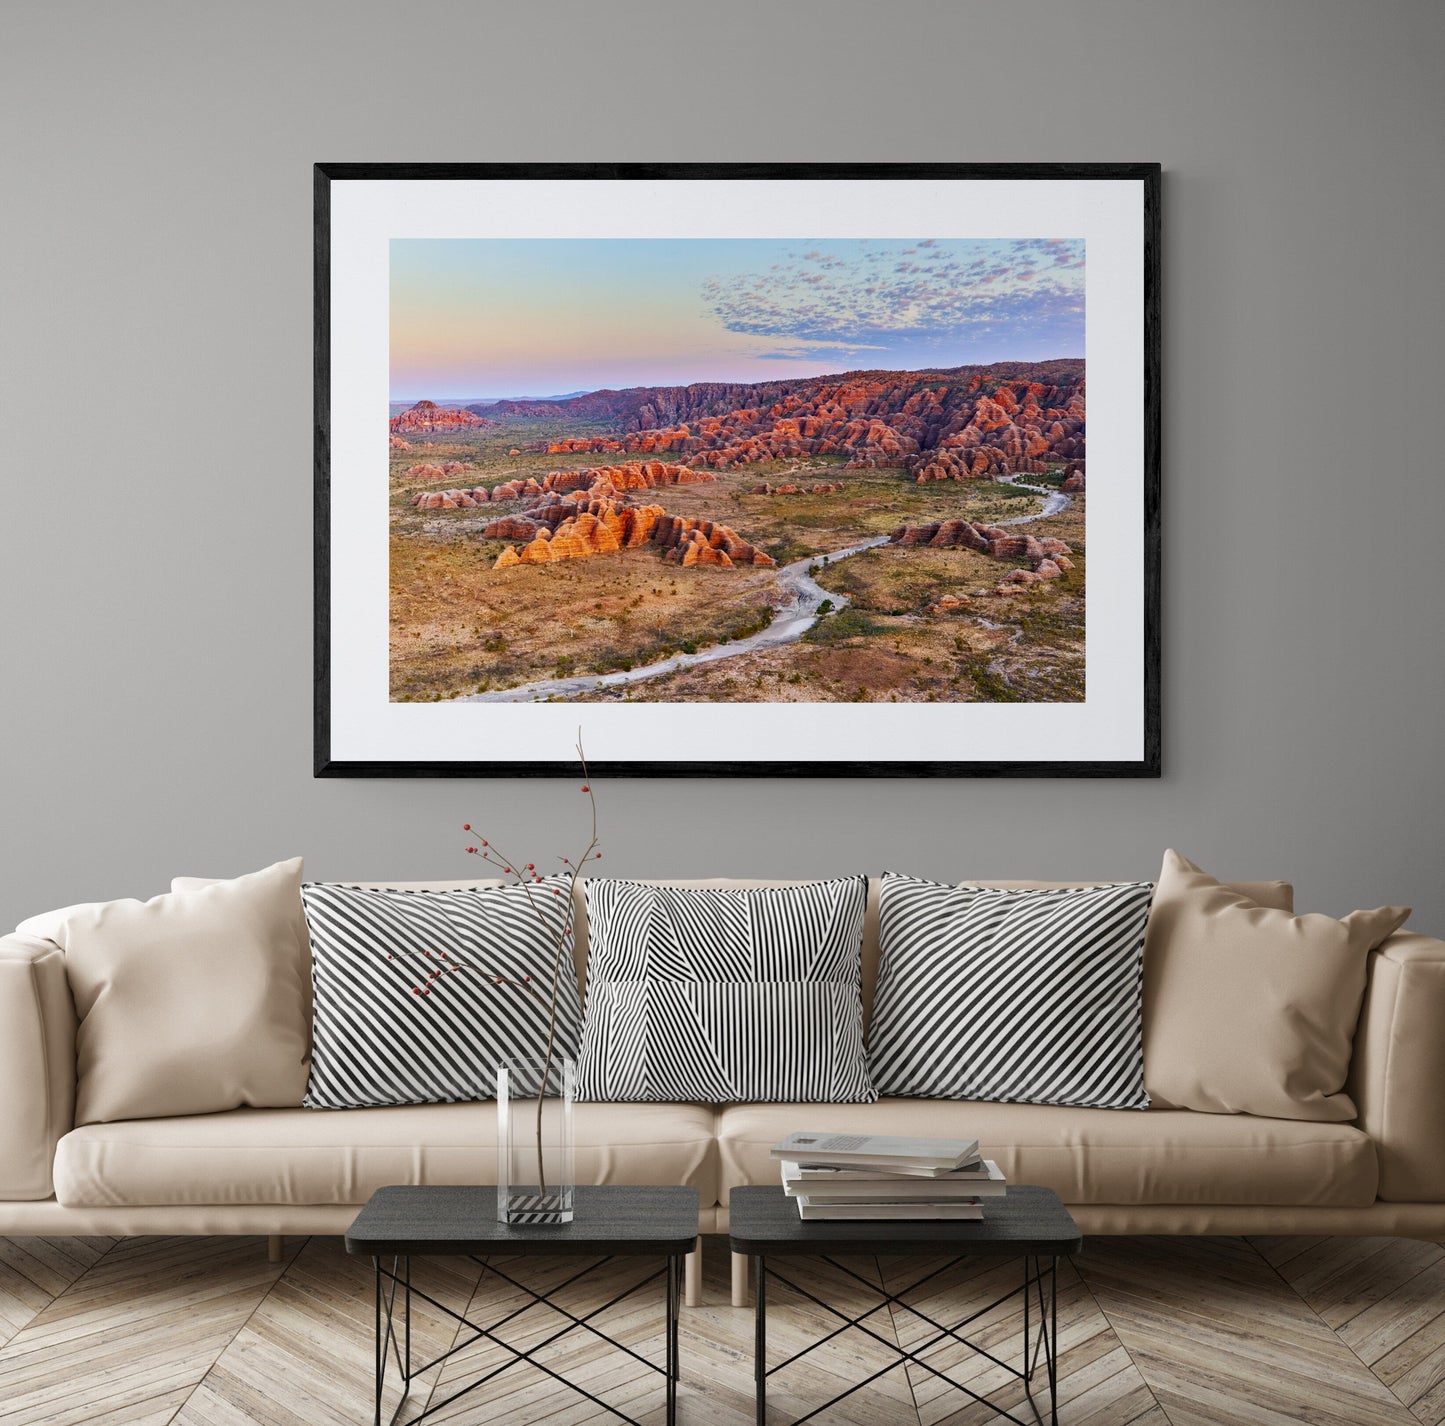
[781,1159,1006,1200]
[795,1198,986,1221]
[769,1131,980,1174]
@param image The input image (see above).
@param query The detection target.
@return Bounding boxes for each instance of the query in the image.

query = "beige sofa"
[3,876,1443,1308]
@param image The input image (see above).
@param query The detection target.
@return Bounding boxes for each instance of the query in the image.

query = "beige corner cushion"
[1142,850,1409,1120]
[19,859,309,1125]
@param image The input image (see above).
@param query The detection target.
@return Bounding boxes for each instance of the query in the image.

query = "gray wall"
[3,0,1442,932]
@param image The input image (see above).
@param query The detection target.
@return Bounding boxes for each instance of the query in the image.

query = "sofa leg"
[684,1238,701,1308]
[731,1249,750,1308]
[266,1234,283,1264]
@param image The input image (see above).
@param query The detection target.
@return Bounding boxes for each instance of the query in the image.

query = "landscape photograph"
[387,236,1086,706]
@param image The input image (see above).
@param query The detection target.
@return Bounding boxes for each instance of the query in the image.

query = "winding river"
[461,474,1071,703]
[462,535,890,703]
[995,471,1073,523]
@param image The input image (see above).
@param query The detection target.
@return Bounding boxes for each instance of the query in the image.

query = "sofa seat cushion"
[53,1102,718,1209]
[717,1101,1378,1208]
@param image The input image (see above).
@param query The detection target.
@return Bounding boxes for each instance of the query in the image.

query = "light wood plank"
[0,1235,115,1346]
[3,1229,1444,1424]
[172,1234,484,1426]
[1079,1236,1420,1426]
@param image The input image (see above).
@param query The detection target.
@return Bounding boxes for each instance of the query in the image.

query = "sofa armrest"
[0,934,77,1199]
[1350,930,1445,1201]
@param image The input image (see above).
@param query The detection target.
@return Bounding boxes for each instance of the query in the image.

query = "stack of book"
[771,1130,1006,1220]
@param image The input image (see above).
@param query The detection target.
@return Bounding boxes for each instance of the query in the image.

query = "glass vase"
[496,1055,576,1224]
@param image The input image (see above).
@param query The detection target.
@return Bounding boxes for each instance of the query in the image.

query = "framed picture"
[316,163,1159,777]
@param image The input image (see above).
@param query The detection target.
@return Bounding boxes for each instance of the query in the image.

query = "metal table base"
[370,1249,681,1426]
[752,1248,1061,1426]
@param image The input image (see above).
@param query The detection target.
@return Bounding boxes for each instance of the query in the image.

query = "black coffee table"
[346,1184,699,1426]
[729,1183,1081,1426]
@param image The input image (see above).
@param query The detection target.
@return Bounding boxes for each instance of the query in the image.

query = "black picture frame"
[316,162,1160,778]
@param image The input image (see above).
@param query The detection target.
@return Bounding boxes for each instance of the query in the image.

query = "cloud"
[701,239,1084,353]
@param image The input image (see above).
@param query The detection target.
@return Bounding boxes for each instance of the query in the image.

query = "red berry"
[481,840,488,847]
[580,785,589,792]
[462,824,471,831]
[411,986,420,994]
[526,864,534,871]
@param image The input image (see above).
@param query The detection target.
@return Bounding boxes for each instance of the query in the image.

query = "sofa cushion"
[300,880,582,1109]
[870,874,1155,1109]
[1143,851,1410,1120]
[17,859,310,1125]
[716,1101,1378,1208]
[578,877,874,1103]
[52,1101,718,1209]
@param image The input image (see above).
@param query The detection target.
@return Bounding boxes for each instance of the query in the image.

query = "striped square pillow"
[578,877,875,1103]
[301,880,580,1109]
[868,872,1155,1109]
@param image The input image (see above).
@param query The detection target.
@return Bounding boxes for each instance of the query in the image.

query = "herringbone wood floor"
[0,1233,1442,1425]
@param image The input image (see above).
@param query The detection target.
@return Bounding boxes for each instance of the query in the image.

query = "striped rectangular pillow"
[578,877,875,1103]
[301,880,580,1109]
[868,872,1155,1109]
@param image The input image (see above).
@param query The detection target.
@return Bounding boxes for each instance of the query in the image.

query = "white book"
[769,1131,980,1175]
[795,1199,986,1221]
[783,1159,983,1181]
[782,1159,1006,1200]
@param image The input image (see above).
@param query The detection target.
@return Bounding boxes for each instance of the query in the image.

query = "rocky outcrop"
[407,461,715,512]
[888,519,1075,598]
[486,490,665,560]
[498,506,665,566]
[404,461,475,480]
[389,435,411,450]
[481,515,545,540]
[493,501,772,571]
[652,514,775,568]
[495,361,1084,482]
[1062,464,1086,493]
[411,488,491,509]
[487,461,713,503]
[485,464,772,572]
[389,400,497,436]
[748,481,844,495]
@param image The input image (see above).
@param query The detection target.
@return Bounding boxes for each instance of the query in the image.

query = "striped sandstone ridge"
[491,500,774,571]
[890,520,1074,598]
[479,464,774,571]
[404,462,475,480]
[407,461,711,510]
[748,482,844,495]
[389,399,497,435]
[506,360,1084,481]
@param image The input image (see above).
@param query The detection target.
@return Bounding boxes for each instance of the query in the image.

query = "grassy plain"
[388,416,1085,703]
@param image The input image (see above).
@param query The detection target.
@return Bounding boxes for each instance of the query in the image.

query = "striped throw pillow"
[301,880,580,1109]
[868,872,1155,1109]
[578,878,875,1103]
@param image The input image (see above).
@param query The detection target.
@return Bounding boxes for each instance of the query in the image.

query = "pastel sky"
[390,237,1084,400]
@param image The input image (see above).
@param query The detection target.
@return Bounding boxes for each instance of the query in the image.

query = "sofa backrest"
[379,875,1294,1029]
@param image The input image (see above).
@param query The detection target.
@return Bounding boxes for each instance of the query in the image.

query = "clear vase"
[496,1055,576,1224]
